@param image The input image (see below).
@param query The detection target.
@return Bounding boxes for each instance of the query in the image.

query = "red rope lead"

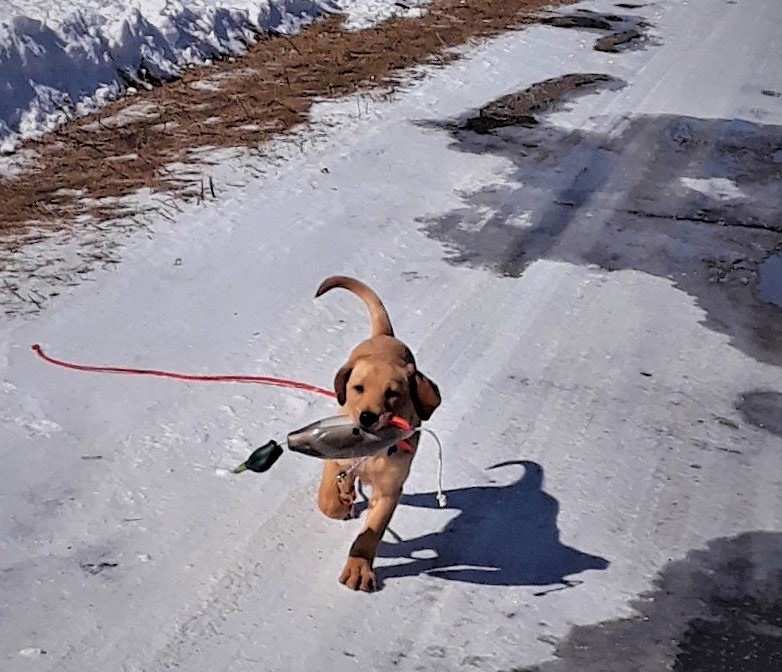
[31,344,336,399]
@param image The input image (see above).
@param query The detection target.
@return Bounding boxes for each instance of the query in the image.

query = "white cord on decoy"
[417,427,447,508]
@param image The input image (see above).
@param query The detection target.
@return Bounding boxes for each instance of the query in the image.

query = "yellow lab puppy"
[316,276,441,591]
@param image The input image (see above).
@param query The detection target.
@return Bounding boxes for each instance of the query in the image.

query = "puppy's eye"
[385,389,401,400]
[353,385,365,394]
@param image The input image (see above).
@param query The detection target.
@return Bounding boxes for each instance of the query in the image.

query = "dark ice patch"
[757,253,782,308]
[736,391,782,436]
[507,532,782,672]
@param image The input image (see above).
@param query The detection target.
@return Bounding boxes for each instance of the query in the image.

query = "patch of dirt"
[542,8,651,53]
[462,73,624,133]
[594,28,645,52]
[80,561,120,575]
[0,0,574,241]
[541,12,616,31]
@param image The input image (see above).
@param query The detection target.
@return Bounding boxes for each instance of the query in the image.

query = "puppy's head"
[335,357,441,429]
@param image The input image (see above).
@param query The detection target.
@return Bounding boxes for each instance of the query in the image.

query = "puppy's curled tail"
[316,275,394,338]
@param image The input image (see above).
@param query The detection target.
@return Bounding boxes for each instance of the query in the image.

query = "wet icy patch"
[758,254,782,308]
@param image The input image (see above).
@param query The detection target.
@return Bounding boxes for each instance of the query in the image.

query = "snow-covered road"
[2,1,782,670]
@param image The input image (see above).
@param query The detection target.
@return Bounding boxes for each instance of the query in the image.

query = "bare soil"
[541,8,650,53]
[462,73,623,132]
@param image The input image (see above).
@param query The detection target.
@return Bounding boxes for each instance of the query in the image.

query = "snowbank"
[0,0,434,152]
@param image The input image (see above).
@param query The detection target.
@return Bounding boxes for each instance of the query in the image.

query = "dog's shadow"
[376,460,609,589]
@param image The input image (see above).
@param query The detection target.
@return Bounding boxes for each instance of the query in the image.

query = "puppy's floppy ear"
[334,365,352,406]
[410,370,441,421]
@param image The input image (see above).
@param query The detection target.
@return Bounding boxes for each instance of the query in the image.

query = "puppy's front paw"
[339,557,376,592]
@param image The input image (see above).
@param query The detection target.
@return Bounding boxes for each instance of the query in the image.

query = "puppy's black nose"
[359,411,379,428]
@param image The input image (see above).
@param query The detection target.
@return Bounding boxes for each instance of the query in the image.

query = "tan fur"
[316,275,394,338]
[315,275,441,591]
